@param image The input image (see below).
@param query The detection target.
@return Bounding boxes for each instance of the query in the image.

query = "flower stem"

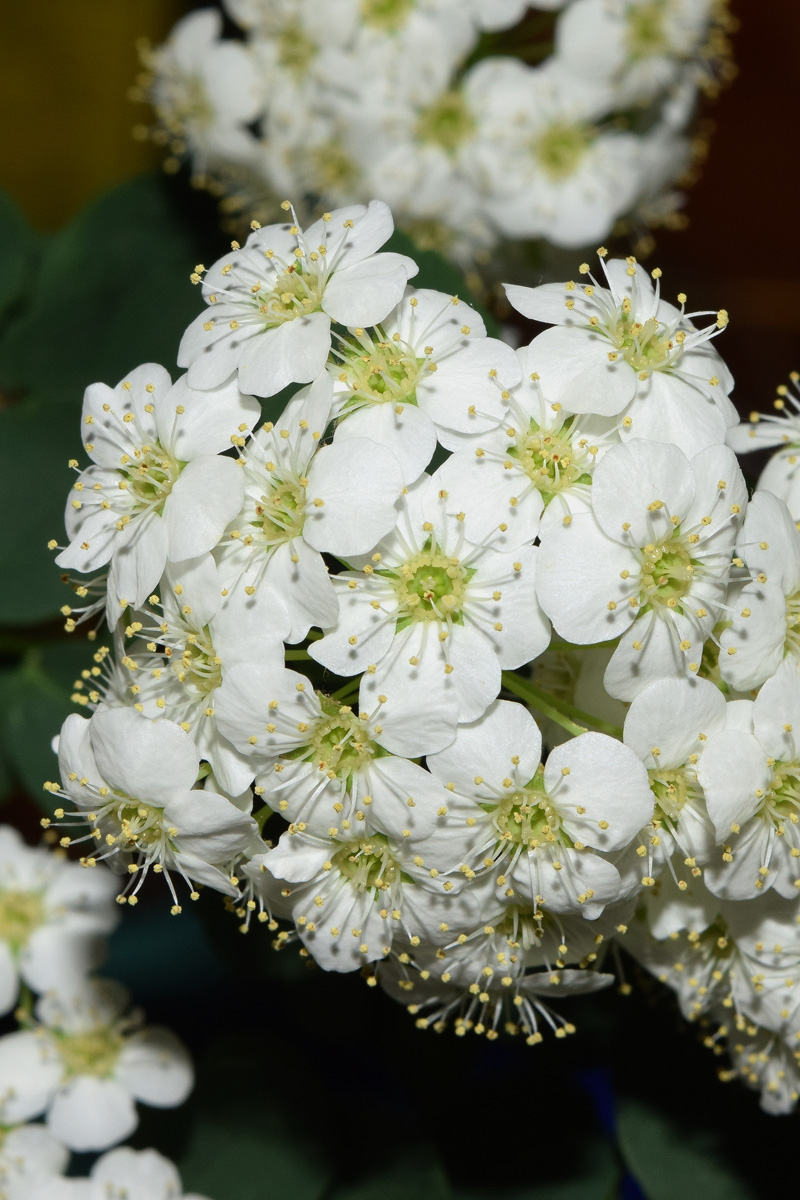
[284,649,311,661]
[501,671,624,740]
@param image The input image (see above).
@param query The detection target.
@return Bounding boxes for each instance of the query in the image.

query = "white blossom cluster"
[135,0,735,264]
[42,196,800,1114]
[0,826,200,1193]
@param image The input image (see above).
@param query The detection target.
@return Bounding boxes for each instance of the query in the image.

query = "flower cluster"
[0,826,201,1195]
[134,0,735,265]
[45,197,800,1113]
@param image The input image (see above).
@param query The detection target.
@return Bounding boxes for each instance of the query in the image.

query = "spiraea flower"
[0,978,192,1152]
[43,1146,211,1200]
[0,827,118,1018]
[722,1022,800,1116]
[213,373,403,642]
[718,492,800,691]
[0,1123,69,1196]
[698,660,800,900]
[328,287,520,483]
[537,439,746,701]
[178,200,418,397]
[427,700,653,916]
[309,469,550,729]
[50,707,259,908]
[505,256,736,452]
[55,364,260,619]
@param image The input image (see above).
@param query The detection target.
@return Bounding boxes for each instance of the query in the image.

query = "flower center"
[607,310,675,373]
[416,90,476,154]
[507,416,594,501]
[361,0,415,32]
[760,764,800,829]
[253,477,307,546]
[639,536,695,610]
[255,264,323,327]
[308,140,360,195]
[110,796,170,853]
[293,698,377,780]
[124,443,183,515]
[391,546,469,627]
[0,889,44,952]
[57,1027,123,1079]
[332,835,399,890]
[626,1,668,59]
[785,591,800,655]
[176,633,222,696]
[157,71,214,135]
[277,23,317,75]
[335,334,425,411]
[534,122,593,181]
[491,769,565,850]
[648,766,694,826]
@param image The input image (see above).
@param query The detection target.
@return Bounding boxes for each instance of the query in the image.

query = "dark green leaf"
[0,189,41,329]
[617,1096,756,1200]
[329,1146,452,1200]
[0,638,98,807]
[0,174,206,397]
[0,397,81,624]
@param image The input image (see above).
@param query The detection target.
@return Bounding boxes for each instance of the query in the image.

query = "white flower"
[309,469,550,730]
[698,660,800,900]
[555,0,720,107]
[724,1024,800,1115]
[472,60,643,248]
[536,439,746,701]
[178,200,418,397]
[622,676,725,884]
[0,978,192,1152]
[50,707,258,908]
[250,820,477,972]
[213,373,403,642]
[432,340,619,542]
[144,9,263,174]
[55,365,259,619]
[727,373,800,520]
[427,699,653,916]
[0,827,118,1017]
[214,664,457,834]
[0,1124,69,1198]
[505,255,737,452]
[49,1146,211,1200]
[718,492,800,691]
[121,553,289,794]
[628,874,800,1037]
[328,287,520,484]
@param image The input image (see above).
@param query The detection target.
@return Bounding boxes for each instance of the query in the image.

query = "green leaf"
[384,228,498,337]
[329,1146,453,1200]
[0,174,206,396]
[0,188,41,328]
[0,638,97,807]
[0,397,81,624]
[617,1097,757,1200]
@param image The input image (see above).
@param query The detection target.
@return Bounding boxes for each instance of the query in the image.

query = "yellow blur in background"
[0,0,186,230]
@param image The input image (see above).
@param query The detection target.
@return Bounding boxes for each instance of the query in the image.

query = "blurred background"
[1,4,799,1198]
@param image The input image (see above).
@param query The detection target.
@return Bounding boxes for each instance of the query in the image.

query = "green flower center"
[627,1,668,59]
[292,697,378,781]
[490,768,566,850]
[785,591,800,654]
[57,1027,123,1078]
[391,547,469,628]
[255,264,323,327]
[361,0,415,32]
[113,796,169,851]
[176,632,222,696]
[639,536,695,610]
[332,835,399,890]
[336,334,425,410]
[159,73,214,135]
[507,415,594,501]
[124,443,184,516]
[649,766,694,826]
[277,23,317,75]
[607,310,675,373]
[761,764,800,827]
[253,478,307,546]
[0,889,44,953]
[534,122,593,181]
[416,90,476,154]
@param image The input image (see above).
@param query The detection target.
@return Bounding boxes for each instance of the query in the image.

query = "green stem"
[331,678,360,702]
[254,804,273,833]
[284,649,311,661]
[501,672,624,740]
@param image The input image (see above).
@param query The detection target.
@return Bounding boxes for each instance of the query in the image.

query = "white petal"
[0,943,19,1018]
[164,457,244,561]
[719,582,788,692]
[323,253,417,326]
[503,281,581,325]
[591,439,695,545]
[109,512,167,609]
[697,731,770,836]
[304,438,402,556]
[261,540,339,644]
[0,1030,61,1123]
[545,733,653,850]
[526,325,637,416]
[46,1076,137,1152]
[358,659,458,757]
[752,659,800,761]
[89,709,198,802]
[157,373,260,460]
[741,490,800,593]
[623,676,728,768]
[163,791,257,862]
[116,1028,193,1107]
[238,313,332,396]
[417,338,522,433]
[427,699,541,795]
[333,401,436,485]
